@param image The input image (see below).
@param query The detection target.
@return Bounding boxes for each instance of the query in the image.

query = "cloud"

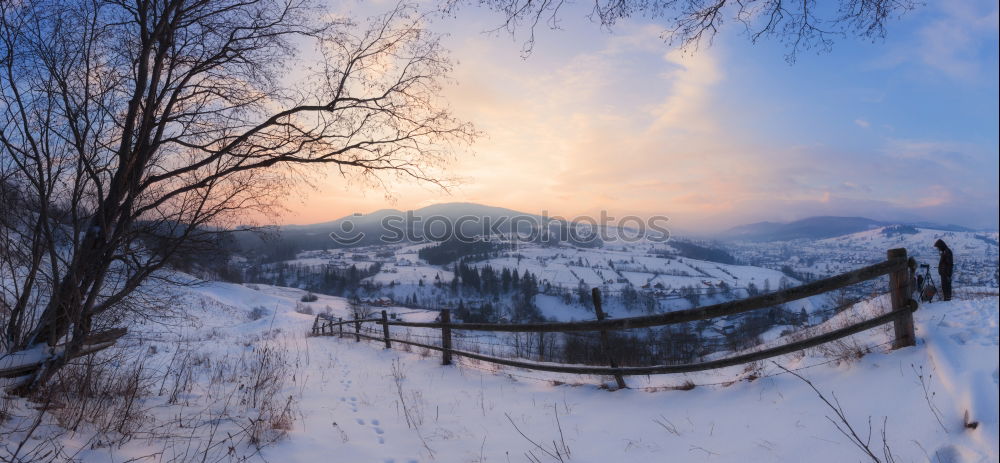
[427,24,744,221]
[883,138,980,172]
[916,185,953,207]
[648,50,722,134]
[273,4,998,231]
[918,0,999,80]
[872,0,1000,81]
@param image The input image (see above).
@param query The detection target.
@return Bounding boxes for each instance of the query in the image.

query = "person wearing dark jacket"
[934,239,954,301]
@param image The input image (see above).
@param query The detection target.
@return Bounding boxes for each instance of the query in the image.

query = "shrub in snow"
[294,302,314,315]
[249,306,269,321]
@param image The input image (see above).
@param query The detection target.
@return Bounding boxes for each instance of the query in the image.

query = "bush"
[294,302,314,315]
[300,292,318,302]
[249,305,270,321]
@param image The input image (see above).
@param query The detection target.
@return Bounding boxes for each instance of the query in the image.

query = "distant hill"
[284,202,545,246]
[238,206,979,258]
[235,203,536,258]
[235,202,625,260]
[286,203,533,233]
[723,216,974,242]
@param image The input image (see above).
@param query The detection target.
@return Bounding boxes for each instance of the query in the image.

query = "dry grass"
[742,360,766,382]
[1,333,299,462]
[37,350,153,443]
[669,379,697,391]
[813,338,872,364]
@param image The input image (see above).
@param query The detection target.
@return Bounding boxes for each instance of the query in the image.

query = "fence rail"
[0,328,128,390]
[312,248,918,384]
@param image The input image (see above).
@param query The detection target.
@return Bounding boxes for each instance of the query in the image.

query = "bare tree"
[0,0,474,391]
[448,0,917,60]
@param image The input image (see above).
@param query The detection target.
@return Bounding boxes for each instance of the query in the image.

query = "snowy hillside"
[251,239,799,323]
[728,226,999,287]
[4,279,995,462]
[821,227,998,262]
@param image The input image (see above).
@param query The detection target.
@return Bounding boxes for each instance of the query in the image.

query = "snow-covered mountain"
[820,225,998,258]
[725,225,999,287]
[238,202,670,256]
[723,216,975,242]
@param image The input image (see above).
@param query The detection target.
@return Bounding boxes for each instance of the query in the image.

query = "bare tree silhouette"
[0,0,475,391]
[448,0,916,60]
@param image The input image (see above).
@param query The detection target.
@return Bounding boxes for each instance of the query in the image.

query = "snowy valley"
[4,208,997,463]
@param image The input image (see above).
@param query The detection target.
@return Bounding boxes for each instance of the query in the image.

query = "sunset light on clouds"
[5,0,1000,457]
[284,0,999,232]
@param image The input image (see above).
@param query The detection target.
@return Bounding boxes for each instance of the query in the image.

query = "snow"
[273,295,999,463]
[3,279,998,462]
[255,237,810,326]
[730,227,999,288]
[0,343,50,371]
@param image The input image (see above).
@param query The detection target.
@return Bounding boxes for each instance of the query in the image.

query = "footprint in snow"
[356,418,365,425]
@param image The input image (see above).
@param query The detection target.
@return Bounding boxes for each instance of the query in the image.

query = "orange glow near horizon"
[262,5,998,232]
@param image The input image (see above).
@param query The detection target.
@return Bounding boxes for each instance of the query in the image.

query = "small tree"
[348,297,374,320]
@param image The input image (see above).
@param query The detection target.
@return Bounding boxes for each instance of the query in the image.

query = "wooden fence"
[312,248,918,382]
[0,327,128,391]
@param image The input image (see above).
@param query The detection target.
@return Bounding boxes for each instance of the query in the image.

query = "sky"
[279,0,1000,232]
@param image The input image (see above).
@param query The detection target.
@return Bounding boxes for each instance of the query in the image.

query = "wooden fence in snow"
[0,328,128,390]
[311,248,918,388]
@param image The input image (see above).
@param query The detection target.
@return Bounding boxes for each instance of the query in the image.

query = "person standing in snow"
[934,239,953,301]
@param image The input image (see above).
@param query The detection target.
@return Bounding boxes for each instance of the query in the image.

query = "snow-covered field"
[4,280,996,462]
[264,239,799,322]
[728,226,999,288]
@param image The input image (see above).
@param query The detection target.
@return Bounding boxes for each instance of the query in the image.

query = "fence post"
[888,248,916,348]
[312,315,319,335]
[354,314,361,342]
[593,288,627,389]
[381,310,391,349]
[440,309,453,365]
[338,317,343,338]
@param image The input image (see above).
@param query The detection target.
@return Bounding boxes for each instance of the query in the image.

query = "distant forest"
[664,241,737,264]
[418,238,512,265]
